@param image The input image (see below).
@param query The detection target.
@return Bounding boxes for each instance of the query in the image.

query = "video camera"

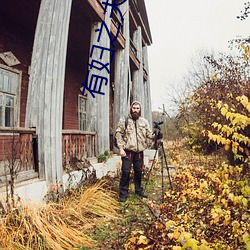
[153,121,164,143]
[153,121,163,130]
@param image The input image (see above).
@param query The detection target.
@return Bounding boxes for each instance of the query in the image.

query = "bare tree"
[237,2,250,20]
[4,128,21,209]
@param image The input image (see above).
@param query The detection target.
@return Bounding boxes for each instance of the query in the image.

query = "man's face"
[131,103,140,119]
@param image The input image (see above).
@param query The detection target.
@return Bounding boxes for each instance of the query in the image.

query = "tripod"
[144,130,173,203]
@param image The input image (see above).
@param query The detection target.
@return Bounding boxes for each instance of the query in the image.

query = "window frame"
[78,95,87,131]
[0,64,22,129]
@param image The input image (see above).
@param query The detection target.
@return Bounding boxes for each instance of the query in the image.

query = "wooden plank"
[26,0,73,183]
[143,68,148,81]
[0,170,39,189]
[42,0,56,182]
[0,132,35,177]
[130,0,152,45]
[55,0,73,181]
[142,45,152,125]
[113,0,131,132]
[62,129,96,135]
[110,20,125,49]
[0,127,35,133]
[86,6,112,155]
[0,51,20,66]
[61,134,94,167]
[129,47,140,70]
[129,8,138,29]
[75,0,104,21]
[132,26,145,115]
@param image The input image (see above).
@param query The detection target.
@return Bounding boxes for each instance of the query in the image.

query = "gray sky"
[144,0,250,111]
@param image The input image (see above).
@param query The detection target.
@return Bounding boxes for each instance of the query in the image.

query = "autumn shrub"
[176,46,250,155]
[125,162,250,249]
[207,95,250,167]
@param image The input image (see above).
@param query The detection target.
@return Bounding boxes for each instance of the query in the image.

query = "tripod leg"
[144,147,158,192]
[161,143,173,190]
[159,146,165,203]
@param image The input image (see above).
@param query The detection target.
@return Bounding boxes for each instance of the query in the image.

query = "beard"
[131,112,140,120]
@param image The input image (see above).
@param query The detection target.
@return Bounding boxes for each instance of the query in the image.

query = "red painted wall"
[63,71,84,130]
[0,16,33,127]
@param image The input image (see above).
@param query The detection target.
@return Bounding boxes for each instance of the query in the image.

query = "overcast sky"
[144,0,250,112]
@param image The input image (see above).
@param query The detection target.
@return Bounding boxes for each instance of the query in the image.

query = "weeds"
[0,180,121,249]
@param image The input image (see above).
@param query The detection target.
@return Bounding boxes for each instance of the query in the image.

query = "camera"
[153,121,163,130]
[153,121,163,141]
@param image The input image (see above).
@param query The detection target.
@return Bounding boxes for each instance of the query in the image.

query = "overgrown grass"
[84,172,165,249]
[0,181,121,249]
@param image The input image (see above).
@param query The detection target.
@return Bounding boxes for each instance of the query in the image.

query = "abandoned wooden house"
[0,0,153,194]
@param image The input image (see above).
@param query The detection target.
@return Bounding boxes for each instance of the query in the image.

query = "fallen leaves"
[125,151,249,249]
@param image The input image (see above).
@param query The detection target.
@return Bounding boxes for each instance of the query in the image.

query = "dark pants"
[119,150,144,198]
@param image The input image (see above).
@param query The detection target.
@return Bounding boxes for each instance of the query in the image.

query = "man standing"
[115,101,157,202]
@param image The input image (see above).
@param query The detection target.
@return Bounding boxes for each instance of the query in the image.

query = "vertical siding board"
[26,0,72,183]
[43,0,56,182]
[25,0,51,128]
[132,26,144,114]
[46,0,63,182]
[62,135,65,167]
[113,0,131,131]
[81,136,83,158]
[55,0,72,180]
[65,135,69,165]
[47,0,68,182]
[78,136,81,159]
[38,1,53,178]
[72,136,75,159]
[61,133,95,167]
[142,46,152,125]
[86,6,111,155]
[27,0,54,179]
[77,136,80,157]
[0,131,35,176]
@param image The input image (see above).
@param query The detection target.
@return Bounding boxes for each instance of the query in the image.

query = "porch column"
[25,0,72,183]
[86,7,111,155]
[132,26,145,116]
[113,0,131,130]
[142,45,153,126]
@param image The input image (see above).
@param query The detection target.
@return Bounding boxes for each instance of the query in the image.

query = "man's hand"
[120,148,126,157]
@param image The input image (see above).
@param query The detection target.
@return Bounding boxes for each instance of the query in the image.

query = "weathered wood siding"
[132,26,144,114]
[113,0,131,131]
[62,130,96,168]
[25,0,72,183]
[0,0,154,188]
[86,6,111,155]
[142,45,153,126]
[0,128,37,187]
[0,131,35,174]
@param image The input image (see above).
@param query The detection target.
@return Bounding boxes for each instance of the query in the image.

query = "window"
[78,95,87,131]
[0,66,20,127]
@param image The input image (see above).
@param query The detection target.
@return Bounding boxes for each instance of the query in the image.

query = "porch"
[0,128,97,188]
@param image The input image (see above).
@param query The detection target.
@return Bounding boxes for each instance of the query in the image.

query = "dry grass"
[0,180,121,249]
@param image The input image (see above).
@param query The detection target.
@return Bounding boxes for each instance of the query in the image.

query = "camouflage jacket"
[115,115,155,152]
